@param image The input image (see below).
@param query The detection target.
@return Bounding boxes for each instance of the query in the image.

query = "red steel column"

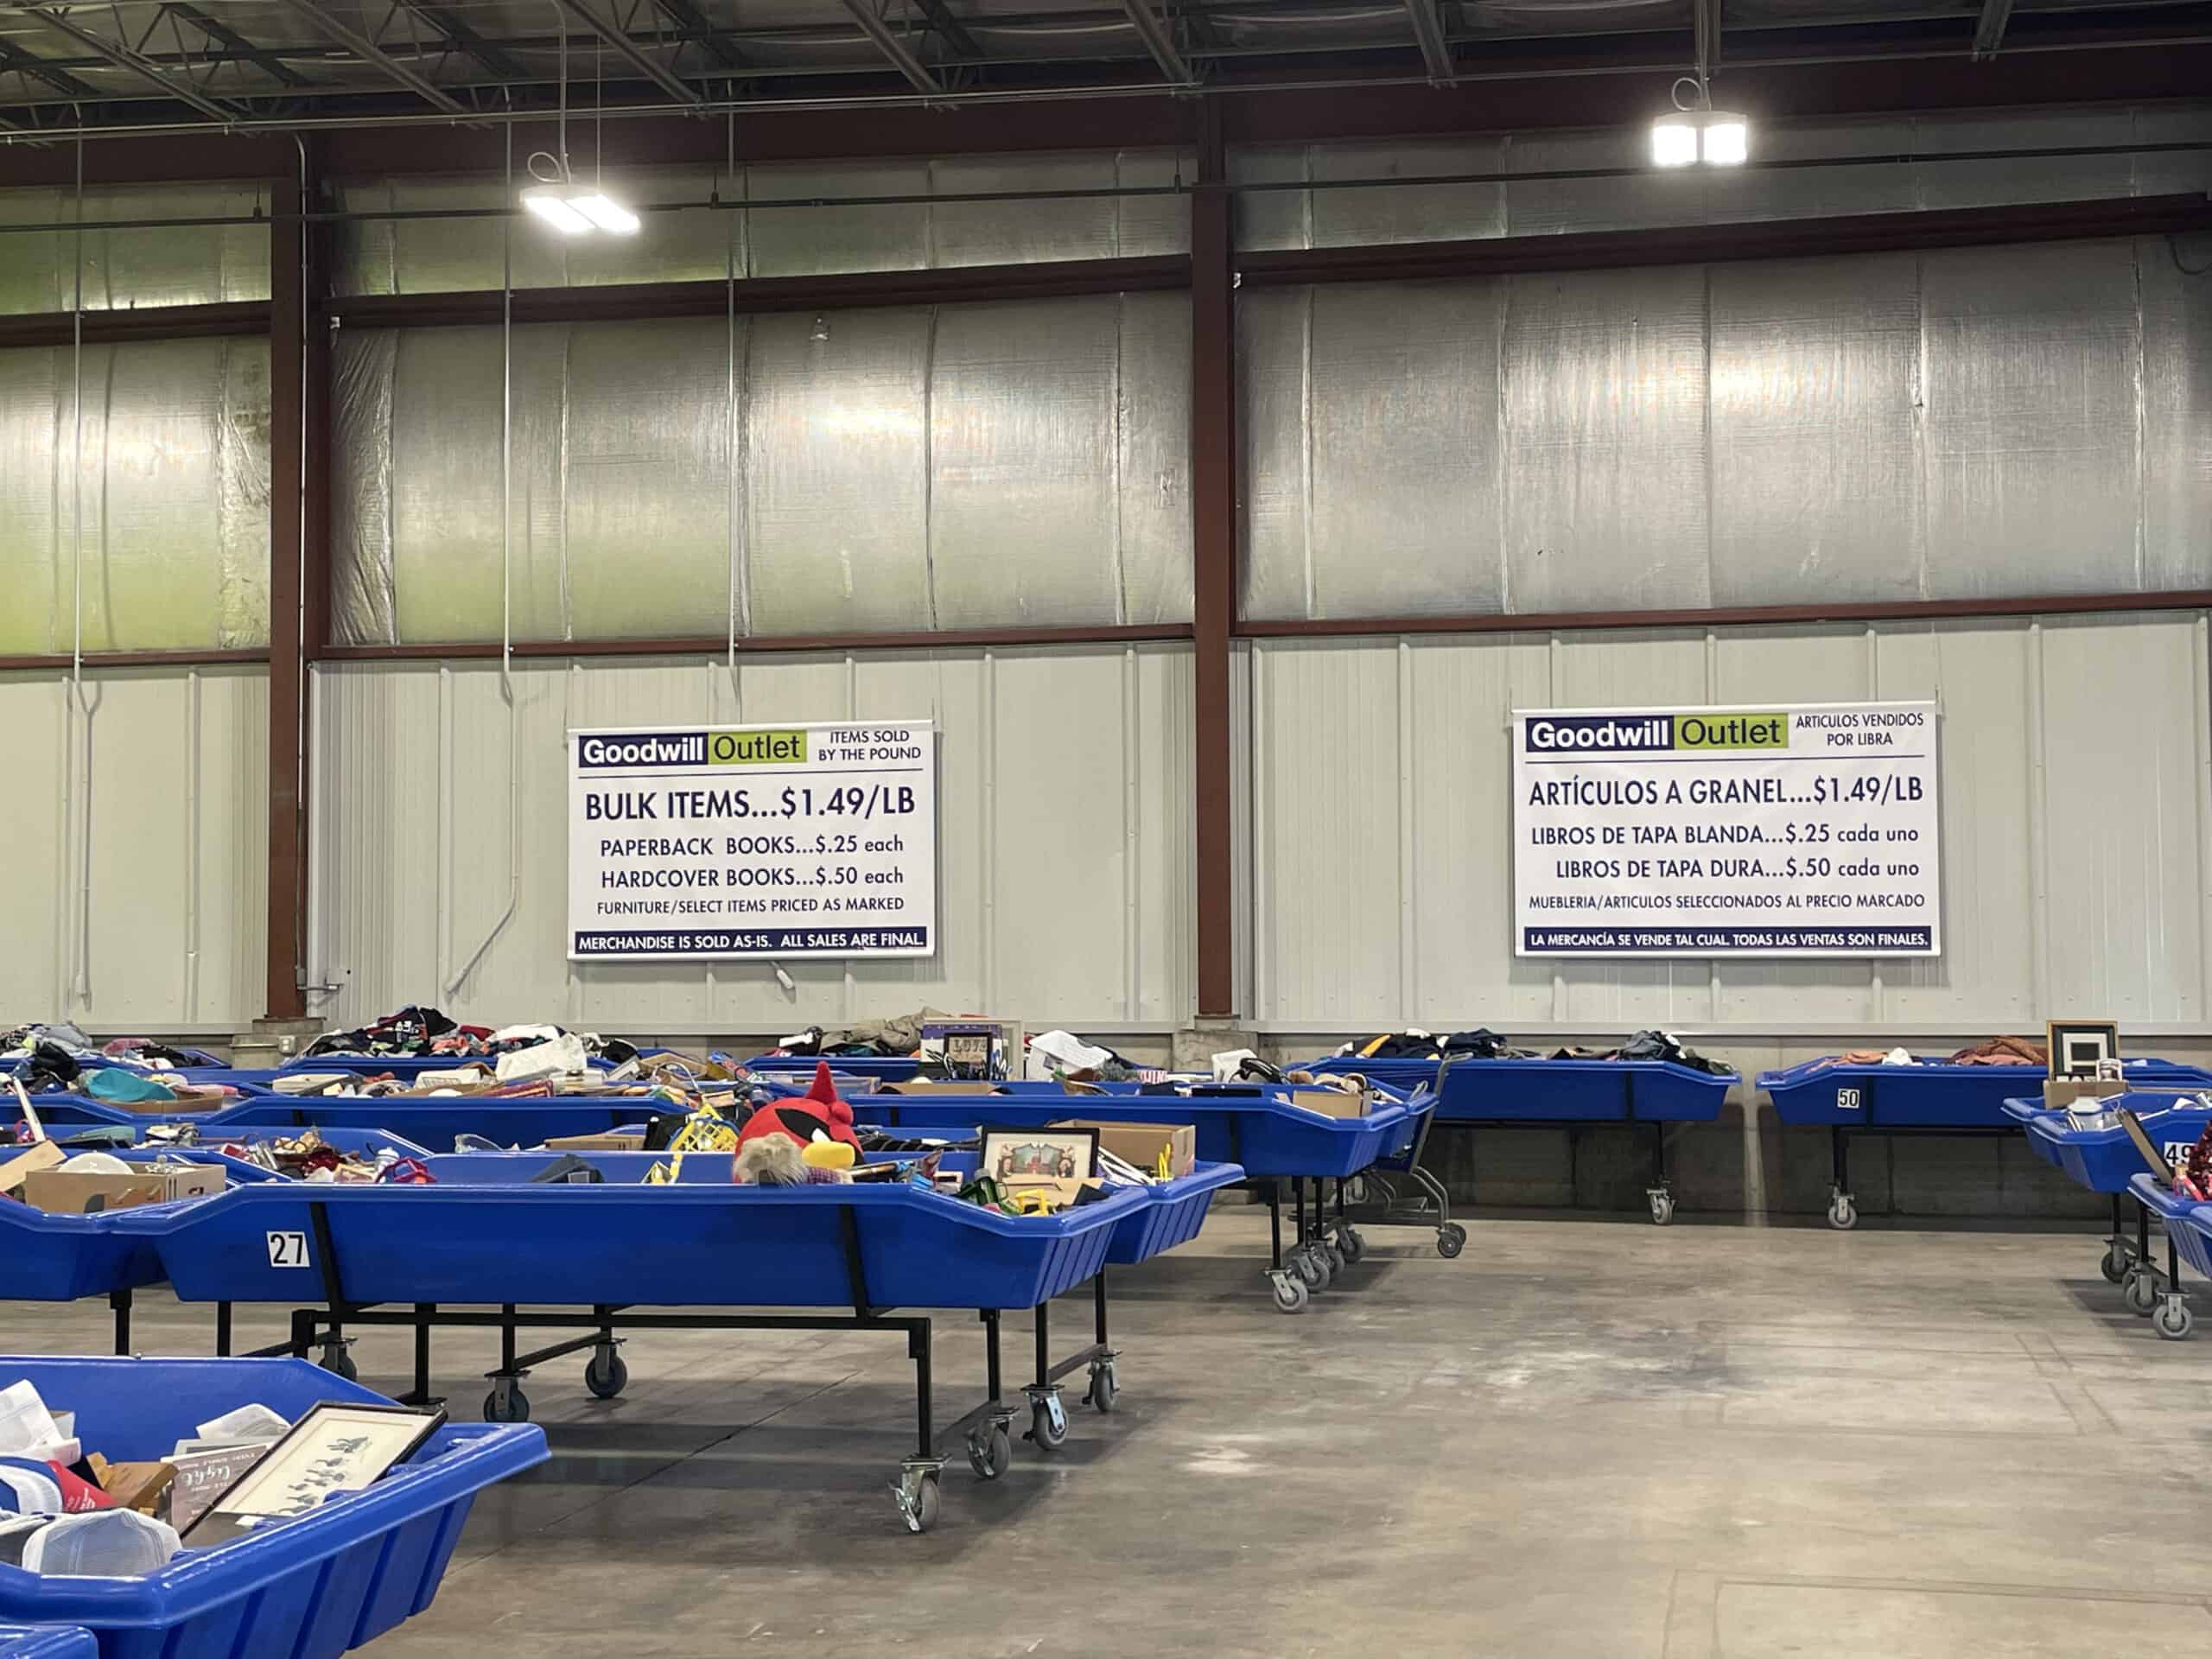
[1191,100,1236,1019]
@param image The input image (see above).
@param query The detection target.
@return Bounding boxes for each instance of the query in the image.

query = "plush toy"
[731,1060,860,1172]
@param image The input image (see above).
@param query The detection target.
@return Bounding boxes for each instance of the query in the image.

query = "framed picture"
[979,1124,1098,1205]
[180,1401,447,1542]
[2046,1020,2120,1080]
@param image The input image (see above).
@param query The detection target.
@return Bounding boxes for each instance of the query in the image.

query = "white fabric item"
[1882,1047,1916,1065]
[1211,1048,1259,1082]
[190,1404,290,1447]
[22,1508,181,1574]
[0,1464,63,1516]
[55,1153,131,1175]
[416,1068,489,1090]
[495,1033,587,1083]
[0,1382,64,1460]
[487,1023,564,1047]
[1027,1030,1116,1079]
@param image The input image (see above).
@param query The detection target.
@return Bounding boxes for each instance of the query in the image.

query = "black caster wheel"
[1827,1195,1858,1230]
[1291,1247,1329,1290]
[2101,1241,2131,1284]
[2125,1269,2161,1316]
[483,1383,531,1423]
[1336,1225,1366,1265]
[1271,1274,1308,1313]
[894,1469,942,1533]
[1436,1224,1466,1259]
[966,1423,1011,1479]
[1648,1192,1676,1226]
[319,1346,358,1382]
[2156,1297,2195,1341]
[1028,1394,1068,1450]
[585,1349,628,1400]
[1087,1362,1118,1414]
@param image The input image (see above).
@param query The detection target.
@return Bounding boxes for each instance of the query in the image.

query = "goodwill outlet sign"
[1513,703,1941,958]
[568,721,938,959]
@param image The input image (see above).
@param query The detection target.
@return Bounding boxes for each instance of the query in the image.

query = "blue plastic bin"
[746,1054,921,1084]
[0,1627,95,1659]
[2128,1175,2212,1281]
[0,1356,545,1659]
[2005,1097,2212,1192]
[120,1168,1138,1312]
[0,1147,282,1303]
[194,1097,654,1154]
[1764,1056,2212,1130]
[1301,1054,1732,1123]
[851,1087,1415,1181]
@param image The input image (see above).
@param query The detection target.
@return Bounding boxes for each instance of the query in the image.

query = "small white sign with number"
[266,1231,308,1268]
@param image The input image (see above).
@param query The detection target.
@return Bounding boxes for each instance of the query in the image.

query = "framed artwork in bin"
[180,1401,448,1543]
[979,1125,1097,1207]
[2045,1020,2120,1080]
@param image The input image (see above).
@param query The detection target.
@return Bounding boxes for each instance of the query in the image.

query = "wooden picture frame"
[180,1400,447,1543]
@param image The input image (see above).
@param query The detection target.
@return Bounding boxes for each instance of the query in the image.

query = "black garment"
[1618,1029,1734,1077]
[18,1040,82,1092]
[1441,1028,1535,1060]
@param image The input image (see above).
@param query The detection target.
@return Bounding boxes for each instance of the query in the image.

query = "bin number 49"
[266,1231,310,1268]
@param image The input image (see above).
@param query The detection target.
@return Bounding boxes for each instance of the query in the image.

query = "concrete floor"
[19,1211,2212,1656]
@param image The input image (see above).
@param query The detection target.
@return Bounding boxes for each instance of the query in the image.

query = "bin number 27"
[266,1231,310,1268]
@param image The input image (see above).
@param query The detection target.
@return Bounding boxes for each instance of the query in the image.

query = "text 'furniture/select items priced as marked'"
[1512,702,1942,960]
[567,721,940,962]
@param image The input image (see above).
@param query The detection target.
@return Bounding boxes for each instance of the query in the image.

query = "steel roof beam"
[166,2,309,86]
[265,0,468,112]
[1974,0,2016,58]
[836,0,942,93]
[554,0,702,105]
[1119,0,1192,81]
[406,1,527,80]
[0,33,99,99]
[23,5,242,120]
[1402,0,1451,80]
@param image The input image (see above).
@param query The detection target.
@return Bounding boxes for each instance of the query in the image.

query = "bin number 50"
[266,1230,310,1268]
[1835,1088,1862,1111]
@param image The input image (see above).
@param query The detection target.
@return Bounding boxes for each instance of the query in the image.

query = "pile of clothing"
[1330,1027,1732,1077]
[765,1011,934,1060]
[1334,1028,1536,1061]
[1811,1036,2047,1070]
[302,1007,639,1075]
[217,1131,429,1185]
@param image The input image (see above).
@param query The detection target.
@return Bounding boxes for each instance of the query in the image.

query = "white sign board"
[568,721,937,960]
[1513,702,1940,958]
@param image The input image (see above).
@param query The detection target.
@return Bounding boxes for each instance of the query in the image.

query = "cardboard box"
[95,1459,177,1516]
[19,1166,225,1216]
[167,1443,271,1531]
[0,1140,66,1197]
[1049,1120,1197,1179]
[545,1133,645,1153]
[1286,1087,1370,1120]
[100,1084,231,1116]
[2044,1077,2126,1109]
[883,1080,1005,1096]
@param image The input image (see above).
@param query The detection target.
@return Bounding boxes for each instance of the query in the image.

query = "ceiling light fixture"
[1652,76,1749,168]
[520,3,639,236]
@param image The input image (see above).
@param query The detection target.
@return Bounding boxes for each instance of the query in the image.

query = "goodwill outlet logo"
[1523,712,1787,753]
[577,729,809,768]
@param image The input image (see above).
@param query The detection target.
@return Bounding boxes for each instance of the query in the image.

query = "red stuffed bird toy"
[734,1060,861,1174]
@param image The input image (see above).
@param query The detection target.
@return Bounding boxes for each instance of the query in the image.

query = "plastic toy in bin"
[734,1062,860,1172]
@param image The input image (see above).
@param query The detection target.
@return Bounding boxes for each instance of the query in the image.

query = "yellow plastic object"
[801,1140,856,1171]
[669,1109,739,1154]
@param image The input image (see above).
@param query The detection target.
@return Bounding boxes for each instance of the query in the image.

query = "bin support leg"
[215,1301,232,1357]
[911,1322,933,1459]
[1094,1272,1109,1349]
[403,1304,435,1406]
[982,1309,1001,1404]
[109,1288,130,1356]
[2138,1198,2154,1282]
[1033,1300,1050,1390]
[289,1306,315,1360]
[1268,1182,1283,1268]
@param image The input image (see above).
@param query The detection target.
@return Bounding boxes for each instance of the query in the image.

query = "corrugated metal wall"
[329,294,1193,643]
[308,647,1194,1032]
[1240,234,2212,621]
[1248,613,2212,1033]
[0,668,269,1030]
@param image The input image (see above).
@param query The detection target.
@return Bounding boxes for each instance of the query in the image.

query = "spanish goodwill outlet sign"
[1512,703,1941,959]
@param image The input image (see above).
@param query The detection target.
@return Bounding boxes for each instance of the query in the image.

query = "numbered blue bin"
[2005,1096,2212,1192]
[118,1173,1141,1313]
[0,1147,283,1304]
[1764,1056,2212,1130]
[0,1355,545,1659]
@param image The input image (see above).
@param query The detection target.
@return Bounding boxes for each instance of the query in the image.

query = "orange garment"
[1948,1035,2047,1067]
